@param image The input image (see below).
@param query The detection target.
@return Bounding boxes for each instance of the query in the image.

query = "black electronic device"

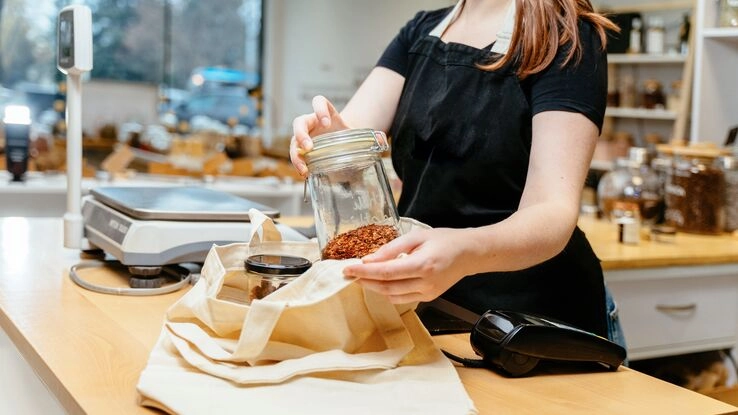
[4,123,30,182]
[470,310,626,377]
[417,299,627,377]
[57,5,92,74]
[3,106,31,182]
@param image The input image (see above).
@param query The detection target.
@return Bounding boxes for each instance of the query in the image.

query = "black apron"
[390,35,608,337]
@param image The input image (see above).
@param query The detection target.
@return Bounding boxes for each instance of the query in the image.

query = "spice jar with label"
[597,147,663,225]
[304,129,401,259]
[718,155,738,232]
[661,145,727,234]
[245,254,312,304]
[613,201,641,245]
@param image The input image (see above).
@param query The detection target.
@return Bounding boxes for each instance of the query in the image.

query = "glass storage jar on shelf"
[304,128,401,260]
[597,147,663,225]
[718,156,738,232]
[661,145,728,234]
[642,80,666,110]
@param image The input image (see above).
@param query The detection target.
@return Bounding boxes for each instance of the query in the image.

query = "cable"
[69,260,191,296]
[441,349,487,369]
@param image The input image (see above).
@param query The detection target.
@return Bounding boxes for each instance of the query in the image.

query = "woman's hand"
[290,95,350,176]
[342,227,480,304]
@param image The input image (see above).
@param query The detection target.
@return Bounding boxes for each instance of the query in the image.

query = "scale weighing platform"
[82,186,307,269]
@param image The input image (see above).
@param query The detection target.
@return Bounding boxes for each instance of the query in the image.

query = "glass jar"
[720,0,738,27]
[642,80,665,110]
[650,155,673,219]
[666,80,682,112]
[718,156,738,232]
[619,76,637,108]
[646,17,665,54]
[597,147,663,225]
[664,148,726,234]
[304,128,400,259]
[245,254,311,303]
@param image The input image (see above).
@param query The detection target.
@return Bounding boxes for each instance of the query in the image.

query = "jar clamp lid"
[245,255,312,275]
[304,129,389,166]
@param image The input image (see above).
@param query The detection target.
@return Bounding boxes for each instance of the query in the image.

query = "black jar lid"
[245,254,312,275]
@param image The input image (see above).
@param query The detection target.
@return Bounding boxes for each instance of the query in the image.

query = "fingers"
[290,113,318,176]
[289,136,308,177]
[292,113,316,152]
[290,95,343,177]
[362,231,422,263]
[343,252,426,282]
[312,95,339,128]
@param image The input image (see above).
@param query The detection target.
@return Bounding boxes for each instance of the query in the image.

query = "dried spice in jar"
[664,150,726,234]
[322,224,399,260]
[245,254,312,303]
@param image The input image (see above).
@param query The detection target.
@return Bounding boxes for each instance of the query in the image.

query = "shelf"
[608,54,687,64]
[702,27,738,44]
[605,107,678,120]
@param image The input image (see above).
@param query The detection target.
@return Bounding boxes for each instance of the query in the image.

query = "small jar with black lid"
[245,254,311,303]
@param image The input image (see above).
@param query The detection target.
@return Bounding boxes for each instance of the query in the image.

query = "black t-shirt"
[375,7,610,338]
[377,7,608,131]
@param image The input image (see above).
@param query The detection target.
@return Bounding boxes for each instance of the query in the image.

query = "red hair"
[482,0,619,79]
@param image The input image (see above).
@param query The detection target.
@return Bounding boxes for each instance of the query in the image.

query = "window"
[0,0,262,132]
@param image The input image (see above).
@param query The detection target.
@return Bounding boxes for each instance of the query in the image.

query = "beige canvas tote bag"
[137,209,477,414]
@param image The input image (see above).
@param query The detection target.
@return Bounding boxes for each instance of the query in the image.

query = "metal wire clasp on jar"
[303,129,401,260]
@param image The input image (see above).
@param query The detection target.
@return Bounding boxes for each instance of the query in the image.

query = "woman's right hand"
[290,95,350,176]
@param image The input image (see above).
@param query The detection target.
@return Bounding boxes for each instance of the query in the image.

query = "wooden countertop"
[0,217,737,414]
[577,216,738,270]
[277,215,738,271]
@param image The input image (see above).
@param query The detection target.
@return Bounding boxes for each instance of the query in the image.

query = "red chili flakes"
[322,224,399,260]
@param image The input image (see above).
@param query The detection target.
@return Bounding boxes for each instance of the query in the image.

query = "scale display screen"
[58,10,75,69]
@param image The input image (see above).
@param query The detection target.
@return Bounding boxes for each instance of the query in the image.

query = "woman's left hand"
[342,227,478,304]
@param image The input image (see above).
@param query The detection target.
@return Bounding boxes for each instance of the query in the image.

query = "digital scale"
[58,6,309,295]
[81,186,306,268]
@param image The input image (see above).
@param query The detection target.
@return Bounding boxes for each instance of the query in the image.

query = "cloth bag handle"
[247,208,282,246]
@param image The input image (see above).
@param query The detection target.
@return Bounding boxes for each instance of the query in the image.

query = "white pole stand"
[63,74,87,250]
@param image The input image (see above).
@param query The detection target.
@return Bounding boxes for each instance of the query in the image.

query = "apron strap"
[490,0,516,55]
[428,0,516,56]
[428,1,464,38]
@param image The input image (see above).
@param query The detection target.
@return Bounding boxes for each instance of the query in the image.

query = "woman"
[290,0,624,343]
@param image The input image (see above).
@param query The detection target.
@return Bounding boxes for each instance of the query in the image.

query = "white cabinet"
[691,0,738,144]
[606,263,738,361]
